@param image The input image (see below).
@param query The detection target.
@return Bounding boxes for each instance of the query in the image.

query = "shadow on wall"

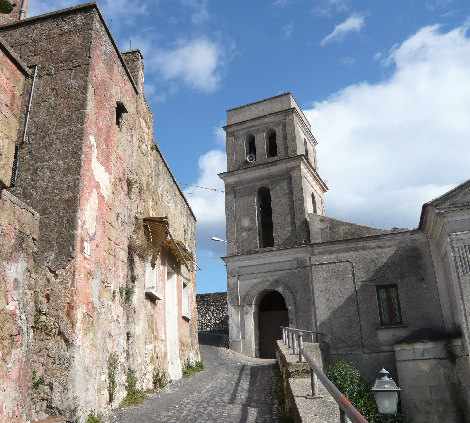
[314,242,445,380]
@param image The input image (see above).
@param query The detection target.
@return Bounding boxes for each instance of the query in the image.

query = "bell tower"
[0,0,29,26]
[219,93,328,256]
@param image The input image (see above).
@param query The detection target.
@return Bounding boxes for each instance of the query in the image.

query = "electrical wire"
[178,182,225,193]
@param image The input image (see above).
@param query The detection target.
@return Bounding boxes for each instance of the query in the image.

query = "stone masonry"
[221,93,470,423]
[0,3,199,422]
[196,292,228,331]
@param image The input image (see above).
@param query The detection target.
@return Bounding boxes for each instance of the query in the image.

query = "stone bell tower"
[0,0,29,25]
[219,93,328,257]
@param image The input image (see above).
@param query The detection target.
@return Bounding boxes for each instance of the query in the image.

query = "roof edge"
[0,2,139,94]
[0,35,31,75]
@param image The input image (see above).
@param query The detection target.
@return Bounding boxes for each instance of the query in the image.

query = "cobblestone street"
[111,332,280,423]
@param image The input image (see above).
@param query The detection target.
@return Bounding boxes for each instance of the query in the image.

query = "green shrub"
[32,370,45,389]
[153,369,167,389]
[85,413,103,423]
[182,360,204,378]
[121,370,145,407]
[327,360,409,423]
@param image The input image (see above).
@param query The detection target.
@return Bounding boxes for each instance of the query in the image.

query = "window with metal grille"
[376,285,403,326]
[10,145,19,187]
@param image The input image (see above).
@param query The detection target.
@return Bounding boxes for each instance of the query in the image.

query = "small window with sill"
[376,285,402,326]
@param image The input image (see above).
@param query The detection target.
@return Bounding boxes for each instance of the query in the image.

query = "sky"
[28,0,470,293]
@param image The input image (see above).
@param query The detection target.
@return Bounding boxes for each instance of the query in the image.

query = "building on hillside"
[0,2,199,421]
[220,92,470,423]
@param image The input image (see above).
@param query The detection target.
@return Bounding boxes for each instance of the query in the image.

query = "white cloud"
[272,0,290,8]
[304,23,470,229]
[321,14,365,45]
[340,56,355,66]
[214,126,226,147]
[152,38,222,92]
[313,0,349,17]
[182,0,210,25]
[283,23,294,39]
[184,150,226,259]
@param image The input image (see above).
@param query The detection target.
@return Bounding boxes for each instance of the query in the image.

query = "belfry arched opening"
[257,291,289,358]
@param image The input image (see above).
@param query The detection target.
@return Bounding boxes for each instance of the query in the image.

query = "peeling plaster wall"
[0,5,198,421]
[70,8,199,417]
[0,42,26,188]
[0,190,38,423]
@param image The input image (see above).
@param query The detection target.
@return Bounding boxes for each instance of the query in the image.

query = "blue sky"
[29,0,470,293]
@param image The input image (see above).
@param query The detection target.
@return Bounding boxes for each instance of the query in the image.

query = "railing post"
[308,368,319,398]
[340,409,352,423]
[283,328,287,344]
[298,332,304,362]
[287,331,291,348]
[293,333,298,355]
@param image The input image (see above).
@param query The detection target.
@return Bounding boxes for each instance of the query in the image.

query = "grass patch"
[272,362,294,423]
[86,413,104,423]
[153,369,167,389]
[182,361,204,378]
[32,370,45,389]
[121,370,145,407]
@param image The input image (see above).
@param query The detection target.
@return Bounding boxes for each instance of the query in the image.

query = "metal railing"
[281,326,368,423]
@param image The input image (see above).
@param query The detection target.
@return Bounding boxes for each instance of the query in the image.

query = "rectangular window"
[182,281,190,320]
[144,257,162,300]
[376,285,402,326]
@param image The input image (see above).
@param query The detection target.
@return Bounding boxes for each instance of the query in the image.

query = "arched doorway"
[257,291,289,358]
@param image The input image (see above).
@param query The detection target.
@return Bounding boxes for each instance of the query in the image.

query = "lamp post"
[371,368,401,422]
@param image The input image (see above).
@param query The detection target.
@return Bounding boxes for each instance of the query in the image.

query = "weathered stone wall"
[196,292,228,331]
[0,38,28,188]
[0,4,199,421]
[68,7,199,418]
[0,190,38,423]
[394,339,463,423]
[310,230,444,380]
[0,7,94,270]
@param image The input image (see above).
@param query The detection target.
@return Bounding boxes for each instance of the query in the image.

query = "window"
[376,285,402,326]
[267,130,277,158]
[257,187,274,248]
[311,193,317,214]
[182,281,190,320]
[116,102,127,129]
[144,257,162,300]
[304,139,309,160]
[246,135,256,161]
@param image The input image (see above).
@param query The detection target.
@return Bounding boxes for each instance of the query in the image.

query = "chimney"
[0,0,30,26]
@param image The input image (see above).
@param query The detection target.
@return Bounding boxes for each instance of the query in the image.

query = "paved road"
[111,332,280,423]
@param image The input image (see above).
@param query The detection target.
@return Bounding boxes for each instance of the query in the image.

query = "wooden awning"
[143,216,191,269]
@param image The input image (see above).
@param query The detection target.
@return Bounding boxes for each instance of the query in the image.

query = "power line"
[178,182,225,193]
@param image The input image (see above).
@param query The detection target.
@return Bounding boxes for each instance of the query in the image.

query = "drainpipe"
[19,0,29,20]
[22,65,38,145]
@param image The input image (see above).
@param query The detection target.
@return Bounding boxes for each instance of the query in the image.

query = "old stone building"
[0,2,199,422]
[220,93,470,422]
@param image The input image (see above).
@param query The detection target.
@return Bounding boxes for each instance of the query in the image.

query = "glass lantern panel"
[374,391,398,414]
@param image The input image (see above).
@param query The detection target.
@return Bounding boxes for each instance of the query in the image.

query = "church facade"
[220,93,470,423]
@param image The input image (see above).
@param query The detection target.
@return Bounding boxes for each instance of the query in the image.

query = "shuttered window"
[376,285,402,326]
